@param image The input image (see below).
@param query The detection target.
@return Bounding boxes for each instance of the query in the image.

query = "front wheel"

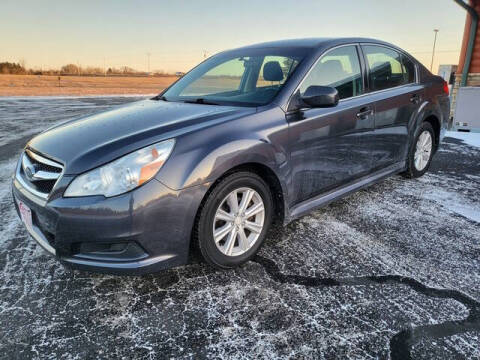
[403,121,435,178]
[195,172,273,269]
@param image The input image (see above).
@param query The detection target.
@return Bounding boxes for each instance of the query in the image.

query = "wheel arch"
[412,101,442,153]
[189,161,288,256]
[423,114,441,152]
[194,162,287,227]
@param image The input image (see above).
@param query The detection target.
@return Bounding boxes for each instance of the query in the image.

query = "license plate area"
[18,200,33,228]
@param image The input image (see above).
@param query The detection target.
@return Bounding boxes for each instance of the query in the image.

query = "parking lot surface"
[0,97,479,359]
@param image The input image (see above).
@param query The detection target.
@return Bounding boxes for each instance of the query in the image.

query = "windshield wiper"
[183,98,219,105]
[152,95,168,101]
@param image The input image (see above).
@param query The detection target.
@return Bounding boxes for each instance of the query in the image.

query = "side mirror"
[301,86,339,108]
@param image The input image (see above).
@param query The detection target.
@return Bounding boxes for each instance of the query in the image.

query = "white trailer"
[454,86,480,132]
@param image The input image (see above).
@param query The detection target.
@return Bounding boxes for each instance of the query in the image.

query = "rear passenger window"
[299,45,363,100]
[401,55,416,83]
[362,45,411,91]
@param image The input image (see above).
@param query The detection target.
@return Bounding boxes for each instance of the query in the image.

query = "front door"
[288,45,377,205]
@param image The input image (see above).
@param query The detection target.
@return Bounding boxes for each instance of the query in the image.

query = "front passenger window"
[299,45,363,100]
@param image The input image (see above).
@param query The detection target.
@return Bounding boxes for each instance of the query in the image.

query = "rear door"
[288,44,377,204]
[361,44,424,170]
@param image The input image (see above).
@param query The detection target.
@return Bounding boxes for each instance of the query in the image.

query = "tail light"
[443,81,449,96]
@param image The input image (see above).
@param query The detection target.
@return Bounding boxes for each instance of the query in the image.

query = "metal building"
[451,0,480,131]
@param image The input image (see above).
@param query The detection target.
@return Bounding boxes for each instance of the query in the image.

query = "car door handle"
[356,107,374,119]
[410,94,421,104]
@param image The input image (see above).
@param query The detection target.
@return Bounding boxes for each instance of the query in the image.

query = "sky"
[0,0,468,74]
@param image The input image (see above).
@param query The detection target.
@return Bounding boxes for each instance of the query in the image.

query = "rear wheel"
[403,121,435,178]
[195,172,273,269]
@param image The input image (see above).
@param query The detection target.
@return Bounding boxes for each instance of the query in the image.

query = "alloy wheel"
[213,187,265,257]
[414,130,433,171]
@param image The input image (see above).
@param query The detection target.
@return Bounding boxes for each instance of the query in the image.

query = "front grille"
[17,149,64,199]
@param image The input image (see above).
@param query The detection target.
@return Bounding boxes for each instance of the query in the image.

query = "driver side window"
[299,45,364,100]
[257,56,300,87]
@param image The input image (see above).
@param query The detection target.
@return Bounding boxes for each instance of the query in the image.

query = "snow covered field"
[0,97,479,359]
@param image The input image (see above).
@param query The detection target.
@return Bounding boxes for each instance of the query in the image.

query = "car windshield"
[161,48,308,107]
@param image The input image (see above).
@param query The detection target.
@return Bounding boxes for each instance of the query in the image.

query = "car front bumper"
[12,168,208,275]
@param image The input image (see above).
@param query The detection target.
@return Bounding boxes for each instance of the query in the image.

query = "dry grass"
[0,74,178,96]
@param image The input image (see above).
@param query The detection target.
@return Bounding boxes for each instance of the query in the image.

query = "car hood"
[28,99,256,174]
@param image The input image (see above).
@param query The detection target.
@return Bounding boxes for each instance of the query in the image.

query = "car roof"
[236,37,394,50]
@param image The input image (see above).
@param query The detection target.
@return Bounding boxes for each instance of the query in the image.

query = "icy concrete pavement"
[0,97,479,359]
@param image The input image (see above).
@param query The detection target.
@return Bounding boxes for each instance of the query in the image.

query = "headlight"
[64,139,175,197]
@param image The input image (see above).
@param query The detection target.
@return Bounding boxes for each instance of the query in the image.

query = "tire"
[195,171,273,269]
[403,121,435,178]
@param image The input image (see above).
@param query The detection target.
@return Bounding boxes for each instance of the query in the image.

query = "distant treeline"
[0,62,27,74]
[0,62,174,76]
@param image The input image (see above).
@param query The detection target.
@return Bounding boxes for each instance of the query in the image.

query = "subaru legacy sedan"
[12,38,450,274]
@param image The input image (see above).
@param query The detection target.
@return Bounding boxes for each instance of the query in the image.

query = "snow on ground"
[421,185,480,223]
[446,130,480,148]
[0,97,479,359]
[0,96,147,148]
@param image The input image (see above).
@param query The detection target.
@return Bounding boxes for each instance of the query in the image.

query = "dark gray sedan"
[12,38,450,274]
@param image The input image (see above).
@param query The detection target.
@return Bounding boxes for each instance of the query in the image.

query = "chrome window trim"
[287,42,420,110]
[338,83,420,104]
[288,43,362,108]
[359,42,419,85]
